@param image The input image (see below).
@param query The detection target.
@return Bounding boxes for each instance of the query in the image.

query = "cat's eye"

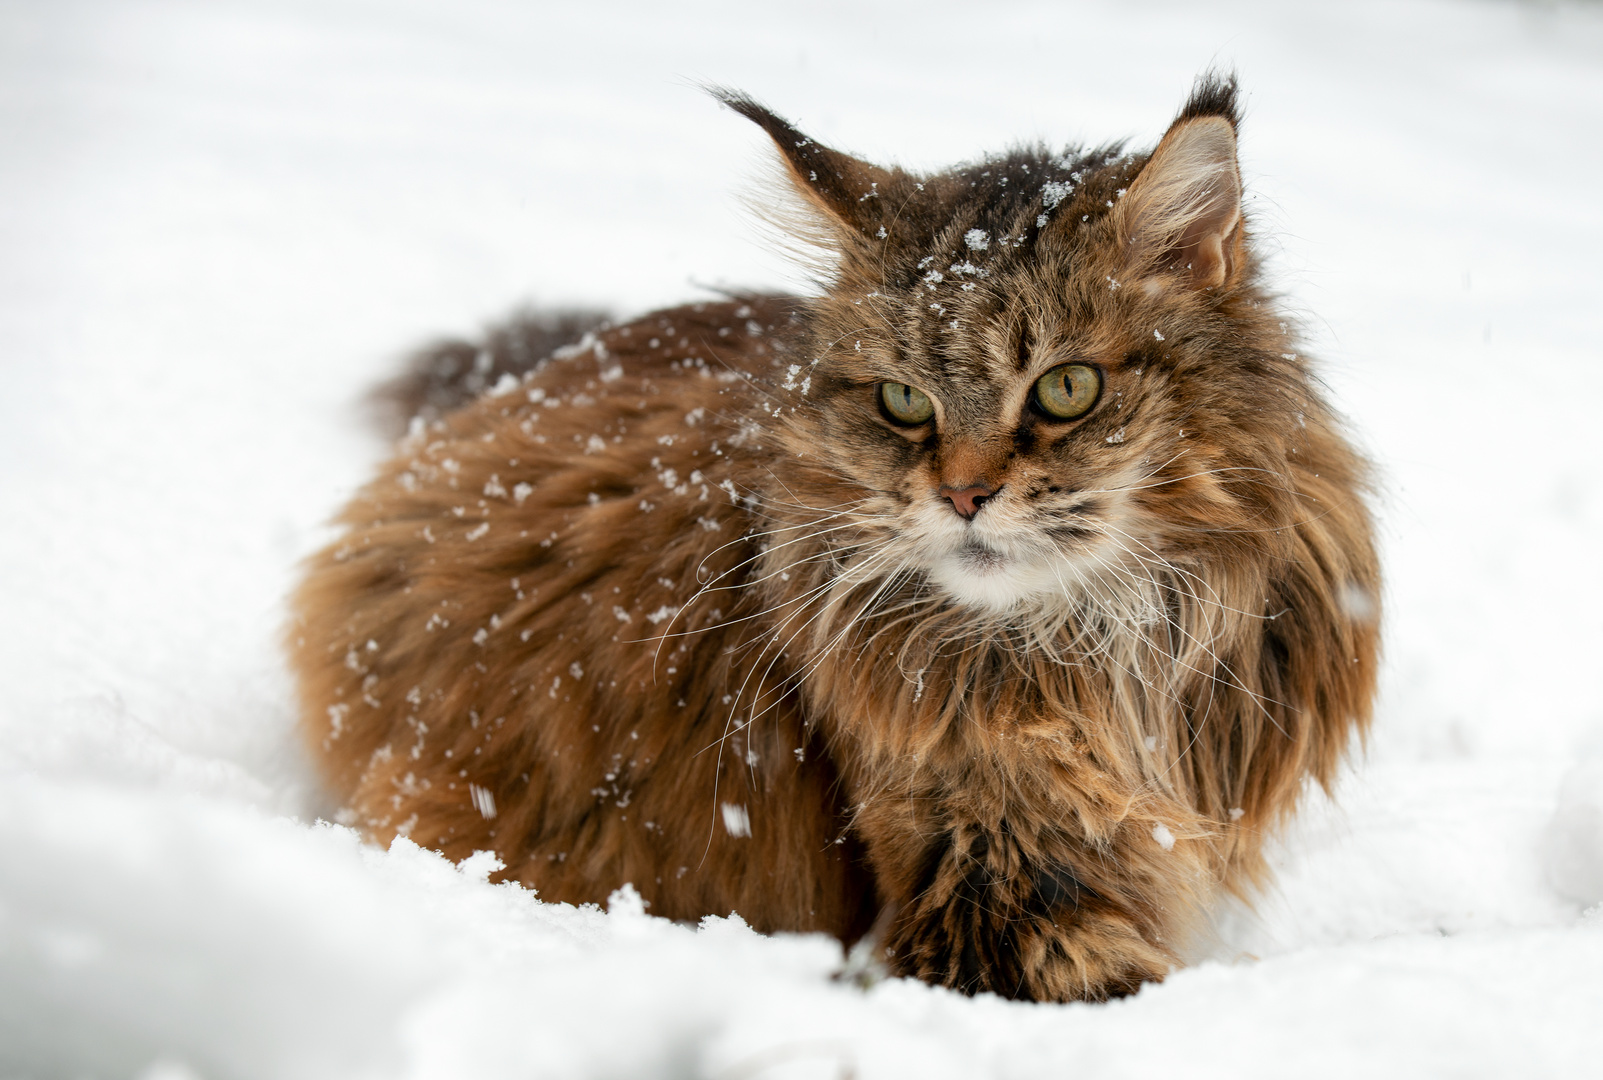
[879,382,935,425]
[1032,364,1102,420]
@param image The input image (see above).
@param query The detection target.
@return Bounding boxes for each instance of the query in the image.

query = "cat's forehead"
[887,147,1133,264]
[870,160,1136,330]
[879,264,1121,388]
[817,145,1152,397]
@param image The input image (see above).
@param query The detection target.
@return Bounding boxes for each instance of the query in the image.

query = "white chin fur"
[926,545,1068,613]
[902,496,1115,614]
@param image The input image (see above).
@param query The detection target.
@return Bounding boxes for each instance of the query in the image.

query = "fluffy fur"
[289,74,1380,1002]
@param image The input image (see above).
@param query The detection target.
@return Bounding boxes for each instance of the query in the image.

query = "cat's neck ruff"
[916,512,1142,618]
[770,519,1183,672]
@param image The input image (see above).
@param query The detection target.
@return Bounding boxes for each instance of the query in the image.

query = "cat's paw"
[887,860,1172,1002]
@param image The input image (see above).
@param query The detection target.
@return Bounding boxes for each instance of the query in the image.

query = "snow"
[3,0,1603,1076]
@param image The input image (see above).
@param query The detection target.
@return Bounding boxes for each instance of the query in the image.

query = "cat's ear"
[713,88,897,240]
[1114,74,1244,291]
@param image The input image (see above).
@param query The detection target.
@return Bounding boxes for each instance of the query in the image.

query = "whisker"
[1091,531,1292,737]
[645,517,879,661]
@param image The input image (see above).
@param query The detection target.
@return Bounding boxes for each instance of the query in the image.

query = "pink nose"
[940,485,995,520]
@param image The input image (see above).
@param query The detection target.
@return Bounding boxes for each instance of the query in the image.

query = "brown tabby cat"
[289,74,1380,1002]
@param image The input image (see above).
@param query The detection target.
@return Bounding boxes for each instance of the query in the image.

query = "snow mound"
[1545,754,1603,907]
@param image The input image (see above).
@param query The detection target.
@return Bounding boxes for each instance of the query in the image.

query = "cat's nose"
[940,485,995,520]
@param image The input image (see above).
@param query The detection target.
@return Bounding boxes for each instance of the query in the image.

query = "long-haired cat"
[289,74,1380,1002]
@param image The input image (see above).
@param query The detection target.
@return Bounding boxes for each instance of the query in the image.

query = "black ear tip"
[1177,70,1241,128]
[706,85,803,145]
[705,84,756,115]
[707,85,775,127]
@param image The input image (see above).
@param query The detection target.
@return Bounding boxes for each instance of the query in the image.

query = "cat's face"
[794,259,1196,615]
[742,86,1302,615]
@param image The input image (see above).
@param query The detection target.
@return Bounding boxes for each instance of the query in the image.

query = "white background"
[2,1,1601,1077]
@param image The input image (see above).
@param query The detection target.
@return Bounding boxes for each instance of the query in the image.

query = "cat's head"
[725,76,1319,615]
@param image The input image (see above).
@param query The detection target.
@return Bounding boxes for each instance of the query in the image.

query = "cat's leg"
[870,813,1204,1001]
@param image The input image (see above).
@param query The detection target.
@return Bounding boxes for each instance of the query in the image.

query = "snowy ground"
[3,0,1602,1076]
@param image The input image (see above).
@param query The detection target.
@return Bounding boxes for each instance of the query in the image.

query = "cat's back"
[290,293,796,763]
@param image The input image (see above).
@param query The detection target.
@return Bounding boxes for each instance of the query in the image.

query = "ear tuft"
[1115,75,1245,291]
[709,86,894,239]
[1174,70,1240,128]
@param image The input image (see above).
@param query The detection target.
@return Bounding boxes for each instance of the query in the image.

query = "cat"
[288,73,1380,1002]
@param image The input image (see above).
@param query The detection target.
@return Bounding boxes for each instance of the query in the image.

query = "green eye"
[1032,364,1102,419]
[879,382,935,425]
